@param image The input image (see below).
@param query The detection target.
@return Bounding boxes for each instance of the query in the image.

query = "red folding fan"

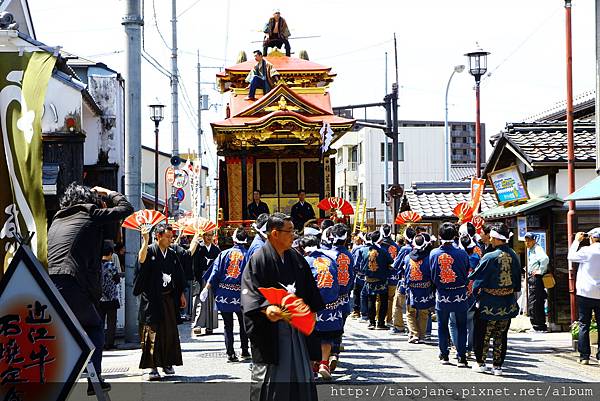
[122,210,166,232]
[394,211,422,225]
[453,202,475,224]
[178,217,217,236]
[258,287,316,336]
[317,197,354,216]
[471,215,485,232]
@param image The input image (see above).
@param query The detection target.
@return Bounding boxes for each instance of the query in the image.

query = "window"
[336,149,343,164]
[359,183,363,201]
[381,142,404,162]
[381,184,386,203]
[347,146,353,163]
[348,185,358,202]
[358,143,363,164]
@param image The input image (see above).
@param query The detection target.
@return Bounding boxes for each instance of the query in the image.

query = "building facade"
[331,120,484,223]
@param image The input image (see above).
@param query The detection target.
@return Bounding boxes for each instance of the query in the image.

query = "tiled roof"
[449,164,476,181]
[491,121,595,164]
[404,191,497,219]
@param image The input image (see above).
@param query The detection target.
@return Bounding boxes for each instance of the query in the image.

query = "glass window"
[281,161,299,195]
[259,162,277,195]
[398,142,405,161]
[380,143,385,162]
[381,184,385,203]
[303,160,321,194]
[359,183,363,200]
[348,185,358,202]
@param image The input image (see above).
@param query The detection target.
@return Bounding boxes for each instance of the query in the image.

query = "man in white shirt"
[567,228,600,365]
[524,232,550,332]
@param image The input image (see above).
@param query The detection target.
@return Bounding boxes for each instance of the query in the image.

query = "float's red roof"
[217,56,332,77]
[211,111,353,128]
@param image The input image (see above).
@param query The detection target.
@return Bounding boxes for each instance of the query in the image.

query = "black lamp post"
[149,103,165,211]
[464,46,490,178]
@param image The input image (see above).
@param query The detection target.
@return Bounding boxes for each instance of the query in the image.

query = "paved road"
[93,316,597,384]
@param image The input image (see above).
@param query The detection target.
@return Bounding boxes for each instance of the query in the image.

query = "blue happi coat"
[306,250,343,332]
[381,238,402,286]
[469,244,521,320]
[246,234,266,263]
[429,244,470,312]
[332,245,355,316]
[393,243,413,295]
[351,244,366,286]
[465,251,481,309]
[207,244,247,312]
[404,250,435,309]
[359,244,393,295]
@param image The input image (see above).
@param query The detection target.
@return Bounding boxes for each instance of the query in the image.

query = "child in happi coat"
[429,223,471,367]
[359,231,394,329]
[404,233,435,343]
[302,235,341,381]
[390,226,417,334]
[202,228,250,362]
[379,224,402,331]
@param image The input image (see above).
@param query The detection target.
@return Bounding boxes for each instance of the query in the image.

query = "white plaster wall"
[526,175,549,198]
[82,103,101,165]
[557,169,600,208]
[41,78,82,133]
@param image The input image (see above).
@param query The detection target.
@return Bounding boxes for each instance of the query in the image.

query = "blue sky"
[28,0,597,174]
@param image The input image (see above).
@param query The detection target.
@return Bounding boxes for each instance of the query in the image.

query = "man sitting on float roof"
[245,50,280,101]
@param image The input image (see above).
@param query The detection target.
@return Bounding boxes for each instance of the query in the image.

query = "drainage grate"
[102,367,129,374]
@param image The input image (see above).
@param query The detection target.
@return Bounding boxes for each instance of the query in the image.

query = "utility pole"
[596,0,600,175]
[384,52,389,224]
[122,0,143,343]
[171,0,179,157]
[565,0,577,323]
[197,50,203,217]
[392,33,400,222]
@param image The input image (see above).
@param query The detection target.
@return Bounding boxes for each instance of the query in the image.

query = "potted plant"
[571,317,598,345]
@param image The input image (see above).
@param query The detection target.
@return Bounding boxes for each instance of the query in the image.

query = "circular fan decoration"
[394,211,422,225]
[453,202,475,224]
[122,210,167,233]
[317,197,354,216]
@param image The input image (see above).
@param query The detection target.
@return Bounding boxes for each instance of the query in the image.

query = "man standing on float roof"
[263,9,291,56]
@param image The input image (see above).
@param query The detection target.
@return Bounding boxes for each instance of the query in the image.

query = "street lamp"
[464,46,490,178]
[444,64,465,181]
[149,103,165,211]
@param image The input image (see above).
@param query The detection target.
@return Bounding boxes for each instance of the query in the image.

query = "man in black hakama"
[191,231,221,335]
[134,224,186,380]
[290,189,315,231]
[241,213,324,401]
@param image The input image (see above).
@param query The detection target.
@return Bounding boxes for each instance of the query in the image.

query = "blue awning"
[565,175,600,201]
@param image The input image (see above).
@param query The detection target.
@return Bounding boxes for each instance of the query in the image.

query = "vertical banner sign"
[0,52,56,274]
[469,177,486,213]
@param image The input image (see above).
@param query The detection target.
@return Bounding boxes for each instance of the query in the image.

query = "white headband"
[252,222,267,234]
[333,232,348,242]
[303,227,321,236]
[490,229,508,241]
[232,228,247,244]
[379,226,391,238]
[304,246,318,254]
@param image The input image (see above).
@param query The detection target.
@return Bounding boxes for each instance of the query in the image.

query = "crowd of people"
[43,182,599,400]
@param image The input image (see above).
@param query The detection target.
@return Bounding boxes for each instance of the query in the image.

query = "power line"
[177,0,202,18]
[142,52,171,78]
[317,39,393,61]
[152,0,171,51]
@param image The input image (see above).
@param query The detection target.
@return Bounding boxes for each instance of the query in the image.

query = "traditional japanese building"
[211,50,355,222]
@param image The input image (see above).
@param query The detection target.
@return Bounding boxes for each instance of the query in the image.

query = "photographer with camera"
[48,183,133,395]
